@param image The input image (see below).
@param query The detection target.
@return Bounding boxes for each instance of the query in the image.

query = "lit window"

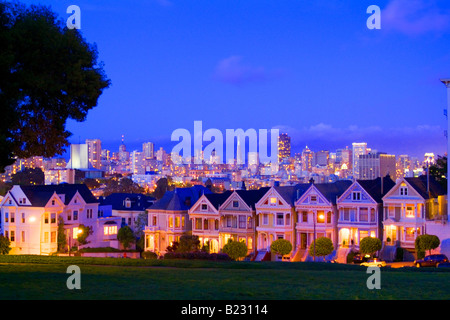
[405,206,414,218]
[104,226,117,235]
[269,197,277,206]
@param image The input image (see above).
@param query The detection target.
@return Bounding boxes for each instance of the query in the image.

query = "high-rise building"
[352,142,367,179]
[314,150,329,167]
[278,133,291,162]
[301,146,313,172]
[142,142,155,159]
[66,144,89,169]
[86,139,102,169]
[358,152,396,180]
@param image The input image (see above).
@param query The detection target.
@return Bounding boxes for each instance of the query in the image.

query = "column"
[440,78,450,222]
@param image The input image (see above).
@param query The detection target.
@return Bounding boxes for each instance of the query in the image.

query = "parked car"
[437,262,450,268]
[352,253,369,264]
[414,254,449,268]
[360,258,386,267]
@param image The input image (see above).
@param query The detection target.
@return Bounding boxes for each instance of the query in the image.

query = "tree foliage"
[428,155,447,190]
[102,177,145,197]
[270,239,293,256]
[176,234,200,253]
[11,167,44,185]
[0,234,11,255]
[309,237,334,259]
[57,216,66,252]
[76,224,93,246]
[222,239,248,261]
[117,226,135,250]
[359,237,382,257]
[0,1,110,172]
[415,234,440,257]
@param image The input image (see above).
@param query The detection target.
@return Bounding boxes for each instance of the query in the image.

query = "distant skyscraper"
[359,152,396,180]
[302,146,313,172]
[352,142,367,179]
[142,142,155,159]
[314,150,329,167]
[66,144,89,169]
[278,133,291,162]
[86,139,102,170]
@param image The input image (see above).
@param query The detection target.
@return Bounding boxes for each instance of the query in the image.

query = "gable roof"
[357,176,396,203]
[273,183,311,206]
[99,193,156,211]
[235,187,271,210]
[404,175,446,199]
[204,190,233,210]
[18,184,98,207]
[311,180,353,205]
[149,185,212,211]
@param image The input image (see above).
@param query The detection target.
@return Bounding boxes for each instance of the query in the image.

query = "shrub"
[270,239,293,257]
[309,237,334,259]
[0,235,11,255]
[141,251,158,259]
[415,234,440,256]
[163,251,231,261]
[359,237,382,257]
[222,240,248,261]
[394,247,404,262]
[118,226,135,250]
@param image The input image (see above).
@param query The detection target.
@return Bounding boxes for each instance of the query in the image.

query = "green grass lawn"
[0,255,449,300]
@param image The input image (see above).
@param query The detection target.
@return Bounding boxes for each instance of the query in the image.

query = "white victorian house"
[336,177,395,249]
[0,184,121,255]
[382,175,446,251]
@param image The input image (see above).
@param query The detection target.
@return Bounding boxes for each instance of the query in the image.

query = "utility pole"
[440,78,450,222]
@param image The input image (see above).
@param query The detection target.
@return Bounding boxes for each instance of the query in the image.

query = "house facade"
[336,177,395,249]
[382,176,446,250]
[218,188,270,256]
[294,180,352,261]
[188,191,232,253]
[144,185,210,256]
[255,184,309,260]
[0,184,121,255]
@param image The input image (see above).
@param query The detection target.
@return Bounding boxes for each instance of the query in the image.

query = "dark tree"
[153,177,169,199]
[102,177,145,197]
[11,167,44,185]
[427,155,447,190]
[0,1,110,172]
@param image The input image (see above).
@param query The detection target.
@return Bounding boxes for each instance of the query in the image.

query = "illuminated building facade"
[278,133,291,163]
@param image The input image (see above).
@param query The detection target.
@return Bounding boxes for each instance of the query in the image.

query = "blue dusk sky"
[21,0,450,159]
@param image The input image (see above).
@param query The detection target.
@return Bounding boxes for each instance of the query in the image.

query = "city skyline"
[21,0,450,160]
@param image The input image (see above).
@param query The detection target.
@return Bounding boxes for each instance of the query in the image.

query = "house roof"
[235,187,271,210]
[99,193,156,211]
[19,184,98,207]
[357,176,396,203]
[404,175,446,199]
[312,180,353,204]
[204,190,233,210]
[274,183,311,206]
[148,185,212,211]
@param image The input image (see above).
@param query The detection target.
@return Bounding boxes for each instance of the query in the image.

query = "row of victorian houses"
[1,175,449,262]
[143,174,449,262]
